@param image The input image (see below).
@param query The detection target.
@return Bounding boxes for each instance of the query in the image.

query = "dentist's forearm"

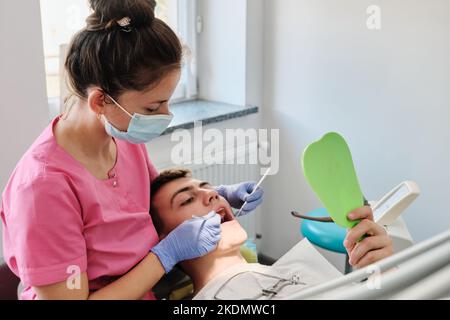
[34,252,166,300]
[88,252,165,300]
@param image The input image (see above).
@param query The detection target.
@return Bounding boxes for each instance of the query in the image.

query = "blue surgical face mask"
[102,94,173,144]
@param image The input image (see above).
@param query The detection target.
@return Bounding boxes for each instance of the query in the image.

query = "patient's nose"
[203,189,219,206]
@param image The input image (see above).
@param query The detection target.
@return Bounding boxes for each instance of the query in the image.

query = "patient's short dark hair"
[150,168,192,233]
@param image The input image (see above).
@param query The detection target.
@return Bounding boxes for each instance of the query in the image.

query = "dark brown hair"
[150,168,192,233]
[65,0,182,100]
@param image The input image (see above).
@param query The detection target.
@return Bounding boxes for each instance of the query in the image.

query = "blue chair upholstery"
[300,208,347,254]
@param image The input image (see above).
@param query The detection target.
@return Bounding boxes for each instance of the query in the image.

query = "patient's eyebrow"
[170,186,193,207]
[199,181,211,188]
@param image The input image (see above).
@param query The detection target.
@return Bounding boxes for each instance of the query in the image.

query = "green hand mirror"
[302,132,364,228]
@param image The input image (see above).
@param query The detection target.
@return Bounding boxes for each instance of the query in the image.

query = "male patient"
[150,168,393,299]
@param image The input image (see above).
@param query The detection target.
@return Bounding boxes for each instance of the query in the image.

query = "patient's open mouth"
[216,206,234,224]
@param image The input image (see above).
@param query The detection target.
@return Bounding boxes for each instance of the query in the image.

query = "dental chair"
[299,208,353,274]
[0,258,20,300]
[153,266,194,300]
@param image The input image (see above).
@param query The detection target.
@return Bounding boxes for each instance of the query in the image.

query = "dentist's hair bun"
[86,0,157,31]
[66,0,181,100]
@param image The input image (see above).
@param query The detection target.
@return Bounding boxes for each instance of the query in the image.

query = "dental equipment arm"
[390,264,450,300]
[327,236,450,300]
[291,211,333,222]
[291,198,370,223]
[283,229,450,300]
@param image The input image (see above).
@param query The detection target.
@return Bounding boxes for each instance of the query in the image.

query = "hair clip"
[117,17,132,32]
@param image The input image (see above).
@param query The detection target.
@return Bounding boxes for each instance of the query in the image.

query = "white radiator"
[156,140,262,242]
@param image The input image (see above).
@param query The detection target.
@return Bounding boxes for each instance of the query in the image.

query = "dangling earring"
[97,113,102,120]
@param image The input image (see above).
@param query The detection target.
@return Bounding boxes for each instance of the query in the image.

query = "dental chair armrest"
[152,266,192,300]
[0,258,20,300]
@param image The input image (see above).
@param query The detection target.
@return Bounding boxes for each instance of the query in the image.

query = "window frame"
[166,0,198,103]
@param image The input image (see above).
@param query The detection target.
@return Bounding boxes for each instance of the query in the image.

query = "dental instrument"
[235,167,271,218]
[213,271,306,300]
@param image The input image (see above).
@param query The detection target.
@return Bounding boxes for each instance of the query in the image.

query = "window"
[39,0,197,115]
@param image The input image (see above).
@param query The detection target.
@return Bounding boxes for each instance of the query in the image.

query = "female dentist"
[0,0,263,300]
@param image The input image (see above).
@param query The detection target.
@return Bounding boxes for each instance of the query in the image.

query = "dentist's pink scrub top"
[0,116,160,300]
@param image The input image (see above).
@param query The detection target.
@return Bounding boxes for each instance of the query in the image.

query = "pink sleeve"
[140,144,159,182]
[6,174,87,287]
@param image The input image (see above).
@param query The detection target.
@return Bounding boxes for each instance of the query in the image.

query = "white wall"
[245,0,264,108]
[259,0,450,258]
[0,2,50,257]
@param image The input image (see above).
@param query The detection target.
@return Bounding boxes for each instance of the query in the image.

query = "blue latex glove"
[151,211,221,273]
[215,182,264,217]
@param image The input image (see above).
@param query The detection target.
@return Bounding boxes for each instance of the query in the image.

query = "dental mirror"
[302,132,364,228]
